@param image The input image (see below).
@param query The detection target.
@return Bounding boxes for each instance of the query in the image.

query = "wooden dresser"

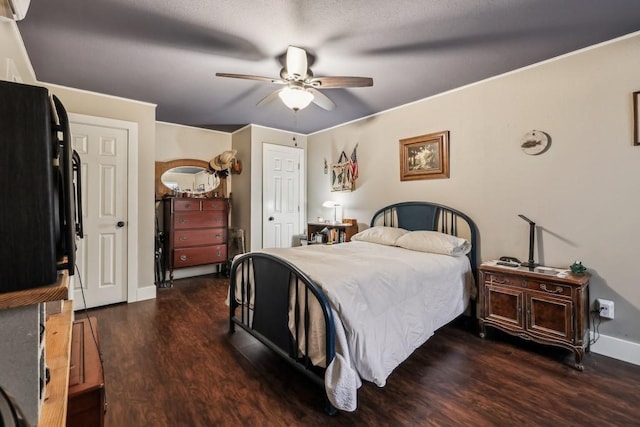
[478,263,590,370]
[163,197,229,283]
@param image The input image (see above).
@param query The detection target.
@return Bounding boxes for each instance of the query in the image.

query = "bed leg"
[324,396,337,416]
[229,317,235,334]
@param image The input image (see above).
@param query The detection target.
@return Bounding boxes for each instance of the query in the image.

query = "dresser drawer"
[173,245,228,267]
[174,212,227,229]
[173,199,201,211]
[485,273,525,288]
[527,280,572,297]
[174,228,227,248]
[202,199,227,211]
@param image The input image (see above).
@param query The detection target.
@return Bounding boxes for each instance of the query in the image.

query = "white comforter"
[256,241,475,411]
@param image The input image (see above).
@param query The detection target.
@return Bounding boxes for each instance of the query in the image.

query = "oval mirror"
[160,166,220,195]
[155,158,226,199]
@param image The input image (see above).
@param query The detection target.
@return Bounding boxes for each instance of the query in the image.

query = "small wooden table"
[307,219,357,244]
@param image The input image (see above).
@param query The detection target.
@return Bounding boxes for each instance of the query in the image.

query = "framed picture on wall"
[634,91,640,146]
[399,131,450,181]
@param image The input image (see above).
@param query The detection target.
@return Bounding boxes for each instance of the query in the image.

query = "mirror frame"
[155,159,226,199]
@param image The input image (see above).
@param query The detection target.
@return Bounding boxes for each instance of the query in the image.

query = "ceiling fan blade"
[308,88,335,111]
[308,76,373,89]
[285,46,308,80]
[256,88,283,106]
[216,73,285,84]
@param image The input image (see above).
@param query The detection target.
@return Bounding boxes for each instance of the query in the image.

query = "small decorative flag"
[350,143,359,180]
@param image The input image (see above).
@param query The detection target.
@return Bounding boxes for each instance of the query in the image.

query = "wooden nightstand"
[478,263,590,370]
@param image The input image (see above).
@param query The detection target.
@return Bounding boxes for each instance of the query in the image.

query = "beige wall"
[155,122,231,162]
[0,22,35,83]
[155,122,231,204]
[2,21,159,297]
[6,15,638,346]
[155,122,232,279]
[156,123,304,270]
[309,33,640,343]
[231,126,252,248]
[246,125,307,251]
[43,84,158,295]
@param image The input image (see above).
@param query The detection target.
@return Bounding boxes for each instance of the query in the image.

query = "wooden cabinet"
[164,197,229,283]
[67,317,105,427]
[478,264,590,370]
[0,272,72,427]
[306,219,357,244]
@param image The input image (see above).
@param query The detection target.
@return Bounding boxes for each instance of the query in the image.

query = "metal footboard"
[229,252,337,414]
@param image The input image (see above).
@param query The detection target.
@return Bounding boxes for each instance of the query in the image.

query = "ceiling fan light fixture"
[217,45,370,112]
[279,86,314,111]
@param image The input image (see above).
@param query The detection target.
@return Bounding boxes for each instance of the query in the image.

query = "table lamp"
[518,214,538,269]
[322,201,341,224]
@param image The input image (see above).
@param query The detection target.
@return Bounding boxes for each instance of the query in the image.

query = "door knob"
[116,221,125,228]
[268,216,274,221]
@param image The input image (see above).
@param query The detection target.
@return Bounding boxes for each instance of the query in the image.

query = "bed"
[228,201,479,414]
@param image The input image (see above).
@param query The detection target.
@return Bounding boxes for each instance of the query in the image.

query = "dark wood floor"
[85,274,640,426]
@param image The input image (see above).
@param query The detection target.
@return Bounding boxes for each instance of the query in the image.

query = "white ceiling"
[16,0,640,134]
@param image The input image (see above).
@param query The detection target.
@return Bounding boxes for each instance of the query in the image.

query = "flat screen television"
[0,80,83,293]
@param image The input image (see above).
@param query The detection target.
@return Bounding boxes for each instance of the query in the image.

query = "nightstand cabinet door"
[485,285,524,329]
[527,293,572,341]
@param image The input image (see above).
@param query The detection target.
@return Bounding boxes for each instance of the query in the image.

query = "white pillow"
[351,226,408,246]
[395,230,471,256]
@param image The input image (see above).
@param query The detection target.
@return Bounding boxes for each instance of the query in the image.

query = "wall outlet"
[597,299,615,319]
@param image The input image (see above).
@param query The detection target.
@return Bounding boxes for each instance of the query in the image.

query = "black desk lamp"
[518,214,538,269]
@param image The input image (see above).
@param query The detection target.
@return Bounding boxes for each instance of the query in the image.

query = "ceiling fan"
[216,45,373,111]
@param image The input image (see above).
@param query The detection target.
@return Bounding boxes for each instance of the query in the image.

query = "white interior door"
[70,119,129,309]
[263,143,302,248]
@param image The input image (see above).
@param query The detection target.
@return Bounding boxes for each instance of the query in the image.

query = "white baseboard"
[130,267,222,303]
[135,285,157,302]
[590,331,640,366]
[170,265,221,280]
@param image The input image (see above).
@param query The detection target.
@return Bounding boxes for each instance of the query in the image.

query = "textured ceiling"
[16,0,640,134]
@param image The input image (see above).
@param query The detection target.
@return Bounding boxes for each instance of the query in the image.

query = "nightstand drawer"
[527,280,572,297]
[485,273,525,288]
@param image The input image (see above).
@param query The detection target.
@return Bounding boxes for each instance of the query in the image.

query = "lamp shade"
[322,200,339,208]
[279,86,314,111]
[322,201,341,224]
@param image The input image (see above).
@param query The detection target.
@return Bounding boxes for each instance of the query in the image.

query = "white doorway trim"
[262,142,305,248]
[68,113,139,303]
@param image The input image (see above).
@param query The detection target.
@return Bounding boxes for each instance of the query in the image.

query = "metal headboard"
[370,201,479,278]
